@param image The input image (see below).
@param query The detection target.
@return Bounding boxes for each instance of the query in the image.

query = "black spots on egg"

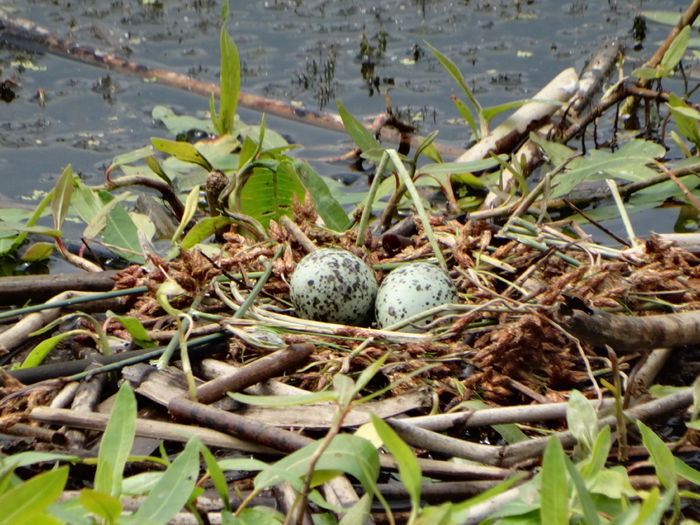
[375,262,459,332]
[289,248,377,326]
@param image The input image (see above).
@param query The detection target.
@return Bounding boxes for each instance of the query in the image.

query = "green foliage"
[210,0,240,136]
[94,382,137,497]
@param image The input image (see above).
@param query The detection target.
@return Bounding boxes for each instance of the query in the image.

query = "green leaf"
[642,11,700,27]
[549,139,665,199]
[637,420,676,490]
[101,200,145,263]
[0,466,67,524]
[372,415,421,520]
[213,25,241,135]
[668,94,700,148]
[229,391,338,407]
[337,101,382,153]
[563,456,600,525]
[424,41,482,115]
[339,492,372,525]
[145,156,173,185]
[661,25,691,72]
[675,457,700,485]
[540,436,569,525]
[20,242,54,262]
[229,507,284,524]
[51,165,74,231]
[567,390,598,452]
[294,161,351,231]
[181,216,233,249]
[106,312,155,348]
[200,443,230,511]
[79,489,122,522]
[94,382,137,497]
[588,465,637,499]
[632,67,665,80]
[239,161,305,228]
[633,485,676,525]
[171,185,201,242]
[255,434,379,495]
[416,158,502,177]
[110,146,155,171]
[133,438,200,522]
[19,329,85,369]
[152,105,215,137]
[451,96,480,139]
[480,98,534,123]
[151,138,213,171]
[579,425,612,481]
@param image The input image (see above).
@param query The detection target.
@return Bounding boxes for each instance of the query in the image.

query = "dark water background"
[0,0,694,246]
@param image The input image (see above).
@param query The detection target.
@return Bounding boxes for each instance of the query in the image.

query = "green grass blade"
[563,456,600,525]
[424,41,481,113]
[637,421,676,490]
[371,415,421,521]
[94,382,137,497]
[540,436,569,525]
[337,100,382,153]
[132,438,200,522]
[51,165,74,231]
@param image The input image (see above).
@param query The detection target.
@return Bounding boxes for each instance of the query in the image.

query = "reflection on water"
[0,0,693,223]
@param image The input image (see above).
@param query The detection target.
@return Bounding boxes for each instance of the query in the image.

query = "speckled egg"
[290,248,378,325]
[375,262,458,331]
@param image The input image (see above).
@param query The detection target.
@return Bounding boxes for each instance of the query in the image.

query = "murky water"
[0,0,693,236]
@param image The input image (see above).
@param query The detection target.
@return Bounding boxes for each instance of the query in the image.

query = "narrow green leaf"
[563,456,600,525]
[637,420,676,490]
[181,216,233,249]
[632,67,665,79]
[171,185,201,242]
[633,485,676,525]
[424,41,481,113]
[0,466,67,524]
[216,25,241,135]
[579,425,611,481]
[372,415,421,520]
[675,457,700,485]
[110,146,154,170]
[200,443,230,512]
[133,438,200,522]
[451,96,480,139]
[51,165,74,231]
[19,329,85,369]
[294,161,351,231]
[145,156,172,185]
[480,98,535,123]
[151,138,213,171]
[540,436,569,525]
[107,312,155,348]
[416,158,502,177]
[94,382,137,497]
[413,130,439,163]
[661,25,691,72]
[228,391,338,407]
[79,489,122,522]
[337,101,382,154]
